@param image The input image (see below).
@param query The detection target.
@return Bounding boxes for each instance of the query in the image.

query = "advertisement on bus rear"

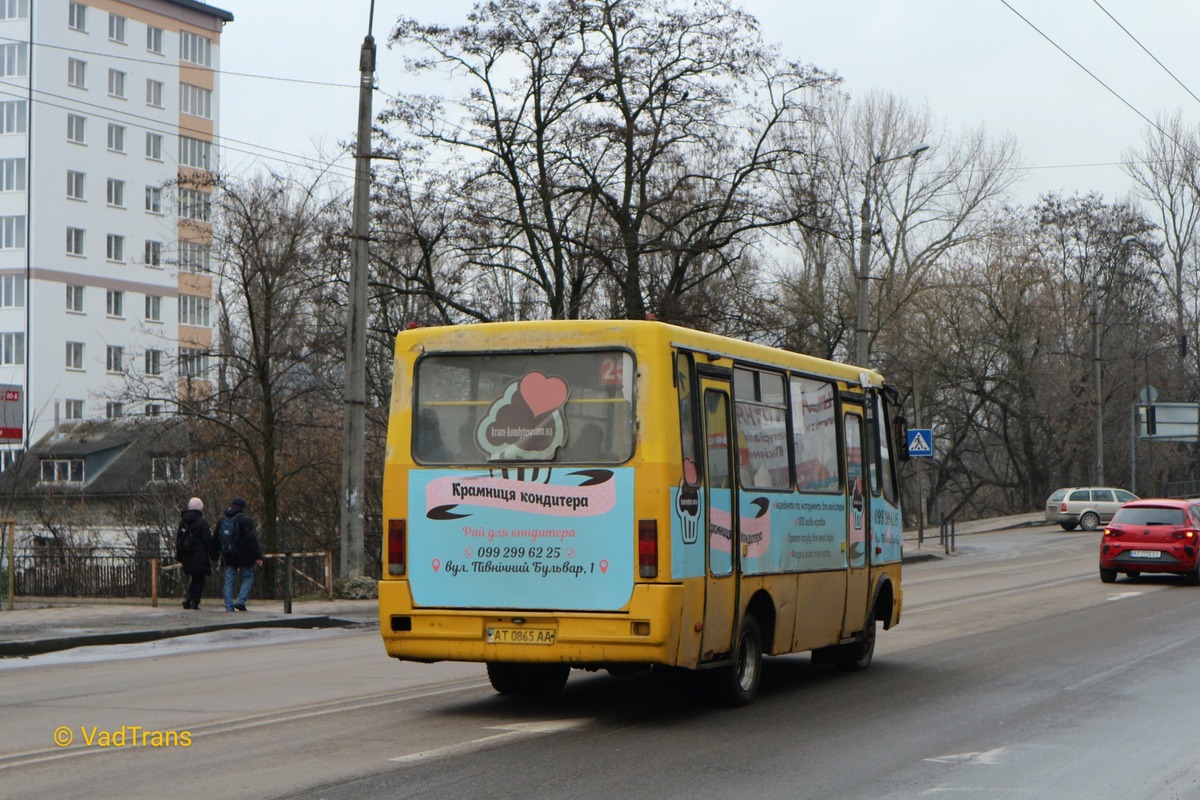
[408,468,635,610]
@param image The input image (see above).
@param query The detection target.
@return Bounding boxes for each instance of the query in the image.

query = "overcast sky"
[218,0,1200,205]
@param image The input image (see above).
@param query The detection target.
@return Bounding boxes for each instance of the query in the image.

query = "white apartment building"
[0,0,232,462]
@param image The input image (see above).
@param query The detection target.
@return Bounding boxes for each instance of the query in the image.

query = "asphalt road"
[3,527,1199,799]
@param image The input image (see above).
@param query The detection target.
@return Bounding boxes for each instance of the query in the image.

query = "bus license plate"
[1130,550,1161,558]
[486,627,556,645]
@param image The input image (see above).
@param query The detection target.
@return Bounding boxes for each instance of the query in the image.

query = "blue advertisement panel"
[669,487,848,577]
[872,499,904,563]
[408,468,635,611]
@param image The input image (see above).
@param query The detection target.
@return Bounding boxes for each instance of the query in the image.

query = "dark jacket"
[218,509,264,568]
[177,508,216,577]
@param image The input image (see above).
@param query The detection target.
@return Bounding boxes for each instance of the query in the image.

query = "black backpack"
[176,520,197,560]
[217,515,241,559]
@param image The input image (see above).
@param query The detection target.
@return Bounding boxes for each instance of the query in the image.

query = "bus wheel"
[836,609,876,672]
[486,663,569,696]
[717,615,762,707]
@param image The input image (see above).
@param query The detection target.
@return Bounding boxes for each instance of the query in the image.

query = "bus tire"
[836,609,876,672]
[486,662,569,696]
[716,614,763,707]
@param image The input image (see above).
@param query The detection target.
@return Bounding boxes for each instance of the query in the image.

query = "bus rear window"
[414,351,635,465]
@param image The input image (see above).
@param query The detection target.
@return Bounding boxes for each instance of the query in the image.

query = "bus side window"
[677,353,701,485]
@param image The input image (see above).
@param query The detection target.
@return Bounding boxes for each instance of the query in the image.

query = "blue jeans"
[223,565,254,609]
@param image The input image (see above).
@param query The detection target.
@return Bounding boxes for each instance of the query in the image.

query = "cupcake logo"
[477,371,570,461]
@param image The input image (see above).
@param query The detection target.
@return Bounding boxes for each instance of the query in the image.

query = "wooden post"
[151,558,159,608]
[324,550,333,599]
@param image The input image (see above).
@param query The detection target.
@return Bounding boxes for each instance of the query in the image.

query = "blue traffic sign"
[907,428,933,458]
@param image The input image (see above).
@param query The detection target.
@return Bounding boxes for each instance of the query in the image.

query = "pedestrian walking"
[177,497,216,610]
[216,497,264,612]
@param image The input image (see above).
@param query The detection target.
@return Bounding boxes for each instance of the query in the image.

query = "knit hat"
[187,497,204,511]
[230,497,246,510]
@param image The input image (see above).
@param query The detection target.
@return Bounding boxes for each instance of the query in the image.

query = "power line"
[997,0,1199,163]
[1089,0,1200,109]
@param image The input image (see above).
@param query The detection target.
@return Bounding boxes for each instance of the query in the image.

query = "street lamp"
[856,143,931,367]
[1092,234,1137,487]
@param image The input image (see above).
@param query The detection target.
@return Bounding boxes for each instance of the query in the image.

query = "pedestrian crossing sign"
[907,429,933,458]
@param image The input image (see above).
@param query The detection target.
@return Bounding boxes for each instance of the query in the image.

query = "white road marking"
[925,747,1009,765]
[1104,591,1144,601]
[390,719,591,764]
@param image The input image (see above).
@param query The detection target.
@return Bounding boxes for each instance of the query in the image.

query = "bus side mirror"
[894,416,910,462]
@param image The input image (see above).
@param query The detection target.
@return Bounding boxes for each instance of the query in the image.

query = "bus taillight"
[638,519,658,578]
[388,519,407,576]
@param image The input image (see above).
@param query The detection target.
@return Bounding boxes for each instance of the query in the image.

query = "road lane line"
[390,719,591,764]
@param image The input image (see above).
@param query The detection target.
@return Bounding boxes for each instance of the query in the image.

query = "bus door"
[842,407,871,638]
[700,383,739,660]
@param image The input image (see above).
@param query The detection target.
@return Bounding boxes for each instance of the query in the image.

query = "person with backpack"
[177,497,216,610]
[218,497,264,612]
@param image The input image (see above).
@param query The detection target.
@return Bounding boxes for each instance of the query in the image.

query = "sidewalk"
[0,597,379,658]
[0,512,1052,659]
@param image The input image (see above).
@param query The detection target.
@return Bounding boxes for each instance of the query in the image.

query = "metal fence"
[7,547,333,602]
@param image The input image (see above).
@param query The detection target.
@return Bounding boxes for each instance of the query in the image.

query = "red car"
[1099,498,1200,584]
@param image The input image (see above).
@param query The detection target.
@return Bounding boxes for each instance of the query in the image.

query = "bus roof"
[396,319,885,388]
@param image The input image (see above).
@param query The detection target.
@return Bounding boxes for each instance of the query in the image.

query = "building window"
[179,241,211,272]
[0,331,22,365]
[65,341,83,369]
[145,185,162,214]
[0,101,25,134]
[144,240,162,268]
[66,227,85,256]
[106,233,124,262]
[0,158,24,191]
[106,345,124,373]
[66,284,84,312]
[145,403,162,416]
[179,294,210,326]
[106,178,125,208]
[106,289,123,317]
[68,2,86,32]
[105,401,123,419]
[67,57,86,88]
[67,113,86,144]
[145,132,162,160]
[180,31,212,66]
[145,79,163,108]
[0,1,29,20]
[145,294,161,321]
[108,13,125,43]
[0,274,23,307]
[66,170,85,200]
[107,123,125,152]
[179,189,210,221]
[64,399,83,420]
[179,83,211,119]
[0,216,23,249]
[41,458,84,483]
[151,456,185,481]
[179,347,209,378]
[107,69,126,99]
[146,25,163,53]
[179,137,213,170]
[144,348,162,375]
[0,43,27,78]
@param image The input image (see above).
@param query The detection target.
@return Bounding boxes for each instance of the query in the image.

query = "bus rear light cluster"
[388,519,407,576]
[638,519,658,578]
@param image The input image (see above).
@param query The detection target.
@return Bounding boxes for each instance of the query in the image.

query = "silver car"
[1045,487,1138,531]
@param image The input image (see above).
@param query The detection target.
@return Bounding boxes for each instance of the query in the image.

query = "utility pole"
[340,3,375,578]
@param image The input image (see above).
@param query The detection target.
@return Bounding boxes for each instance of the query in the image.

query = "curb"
[0,614,355,658]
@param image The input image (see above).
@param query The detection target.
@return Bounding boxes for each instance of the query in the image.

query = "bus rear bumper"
[378,580,682,666]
